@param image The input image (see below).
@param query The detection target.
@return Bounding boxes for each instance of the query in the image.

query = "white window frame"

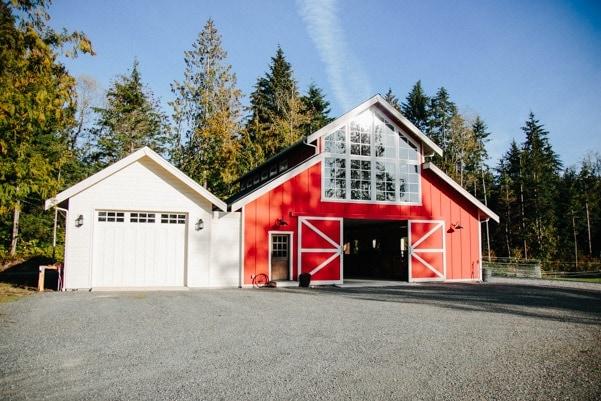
[321,109,421,205]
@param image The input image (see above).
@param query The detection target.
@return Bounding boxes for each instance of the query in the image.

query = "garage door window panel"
[98,211,125,222]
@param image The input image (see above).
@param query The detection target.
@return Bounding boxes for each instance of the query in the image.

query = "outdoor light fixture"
[448,222,463,233]
[277,218,288,227]
[75,214,84,227]
[195,218,204,231]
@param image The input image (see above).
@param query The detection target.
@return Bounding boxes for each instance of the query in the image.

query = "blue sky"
[49,0,600,167]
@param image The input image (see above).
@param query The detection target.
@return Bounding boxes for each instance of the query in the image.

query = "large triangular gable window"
[322,109,421,204]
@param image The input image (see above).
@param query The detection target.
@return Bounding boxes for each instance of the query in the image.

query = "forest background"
[1,0,599,272]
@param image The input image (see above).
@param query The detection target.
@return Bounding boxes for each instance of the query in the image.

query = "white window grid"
[322,110,421,204]
[271,234,289,258]
[130,212,156,223]
[97,211,125,222]
[160,214,186,224]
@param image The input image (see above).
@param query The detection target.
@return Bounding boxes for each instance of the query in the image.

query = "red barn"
[228,95,499,286]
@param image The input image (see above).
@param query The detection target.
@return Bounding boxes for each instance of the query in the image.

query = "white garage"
[45,147,241,290]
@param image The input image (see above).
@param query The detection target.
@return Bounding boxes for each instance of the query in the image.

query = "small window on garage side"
[98,211,125,222]
[161,214,186,224]
[130,212,156,223]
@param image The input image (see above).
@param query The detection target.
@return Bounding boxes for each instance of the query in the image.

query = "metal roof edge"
[230,155,322,211]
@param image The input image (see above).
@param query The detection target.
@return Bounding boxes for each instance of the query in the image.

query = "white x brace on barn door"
[408,220,446,282]
[298,216,343,284]
[92,211,186,287]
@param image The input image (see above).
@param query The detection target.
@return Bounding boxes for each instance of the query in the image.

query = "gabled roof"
[228,94,444,211]
[423,162,499,223]
[306,94,443,157]
[44,146,227,212]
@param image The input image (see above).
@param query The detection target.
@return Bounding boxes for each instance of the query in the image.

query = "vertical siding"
[209,212,241,287]
[62,158,236,289]
[243,161,483,282]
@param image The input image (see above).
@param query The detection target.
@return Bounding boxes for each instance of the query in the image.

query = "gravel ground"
[0,278,600,401]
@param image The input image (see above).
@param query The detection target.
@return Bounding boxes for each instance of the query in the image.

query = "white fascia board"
[373,95,443,157]
[423,162,500,223]
[44,147,227,212]
[230,156,322,211]
[306,95,381,143]
[306,94,443,158]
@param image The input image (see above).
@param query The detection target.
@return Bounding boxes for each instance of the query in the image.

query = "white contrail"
[296,0,372,112]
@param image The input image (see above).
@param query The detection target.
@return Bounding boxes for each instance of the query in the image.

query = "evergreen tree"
[300,82,333,135]
[489,141,521,258]
[577,152,601,259]
[426,87,457,153]
[245,46,309,164]
[0,0,93,256]
[464,115,491,196]
[401,80,429,132]
[383,88,401,112]
[520,112,562,260]
[556,152,601,263]
[171,19,243,197]
[89,60,171,169]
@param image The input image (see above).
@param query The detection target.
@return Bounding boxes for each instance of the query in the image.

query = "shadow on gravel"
[0,256,58,290]
[316,282,601,325]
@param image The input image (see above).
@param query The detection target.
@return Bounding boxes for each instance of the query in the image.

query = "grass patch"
[0,282,35,303]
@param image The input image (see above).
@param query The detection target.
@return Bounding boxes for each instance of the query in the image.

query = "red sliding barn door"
[409,220,446,282]
[298,217,343,283]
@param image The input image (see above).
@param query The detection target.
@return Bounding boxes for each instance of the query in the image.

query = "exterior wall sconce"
[448,222,463,233]
[277,218,288,227]
[75,214,84,227]
[195,218,204,231]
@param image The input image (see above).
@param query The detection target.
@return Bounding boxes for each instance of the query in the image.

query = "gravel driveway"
[1,278,600,400]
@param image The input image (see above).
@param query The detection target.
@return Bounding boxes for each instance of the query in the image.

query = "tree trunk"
[10,200,20,256]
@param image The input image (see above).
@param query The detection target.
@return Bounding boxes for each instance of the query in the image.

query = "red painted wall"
[242,161,482,284]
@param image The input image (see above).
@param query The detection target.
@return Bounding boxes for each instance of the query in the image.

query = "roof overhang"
[423,162,499,223]
[230,155,322,211]
[44,147,227,212]
[307,94,442,157]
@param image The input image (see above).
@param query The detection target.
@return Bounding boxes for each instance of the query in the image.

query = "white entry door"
[92,211,186,287]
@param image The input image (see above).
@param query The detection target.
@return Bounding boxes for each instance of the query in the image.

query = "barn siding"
[242,161,484,283]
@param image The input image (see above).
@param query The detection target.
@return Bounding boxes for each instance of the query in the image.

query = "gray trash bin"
[482,268,491,282]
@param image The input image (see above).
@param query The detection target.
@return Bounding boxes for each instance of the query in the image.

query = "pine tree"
[383,88,401,112]
[171,19,243,197]
[300,82,333,135]
[90,60,171,168]
[401,80,430,132]
[245,46,309,164]
[426,87,457,155]
[492,141,523,258]
[0,0,93,256]
[520,112,562,260]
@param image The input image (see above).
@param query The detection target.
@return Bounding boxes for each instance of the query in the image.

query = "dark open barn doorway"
[343,219,409,281]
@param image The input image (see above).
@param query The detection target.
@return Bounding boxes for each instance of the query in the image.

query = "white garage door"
[92,211,187,287]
